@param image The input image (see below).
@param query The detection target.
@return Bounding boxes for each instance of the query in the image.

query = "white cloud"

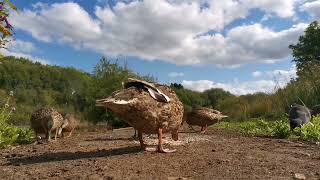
[0,40,50,64]
[182,66,297,95]
[11,2,101,45]
[11,1,305,67]
[265,65,297,81]
[301,0,320,20]
[182,79,279,95]
[5,40,36,54]
[252,71,262,77]
[168,72,185,78]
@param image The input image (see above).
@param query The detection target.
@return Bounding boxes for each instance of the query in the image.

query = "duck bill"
[95,98,138,107]
[95,98,110,107]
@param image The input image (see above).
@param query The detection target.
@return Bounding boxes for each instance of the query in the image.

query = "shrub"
[0,94,34,148]
[299,116,320,142]
[272,118,291,138]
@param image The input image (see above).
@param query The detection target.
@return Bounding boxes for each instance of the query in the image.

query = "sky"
[2,0,320,95]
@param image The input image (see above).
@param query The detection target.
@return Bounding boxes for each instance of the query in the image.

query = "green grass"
[213,115,320,142]
[0,96,35,148]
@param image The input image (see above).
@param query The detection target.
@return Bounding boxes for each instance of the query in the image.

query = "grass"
[0,95,35,148]
[213,115,320,143]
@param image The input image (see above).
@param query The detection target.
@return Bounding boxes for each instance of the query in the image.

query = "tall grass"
[0,93,34,148]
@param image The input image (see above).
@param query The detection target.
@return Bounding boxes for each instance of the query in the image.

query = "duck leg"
[138,130,146,151]
[132,129,138,140]
[158,128,176,153]
[200,124,208,133]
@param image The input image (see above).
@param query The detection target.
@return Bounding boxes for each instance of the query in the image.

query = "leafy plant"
[0,93,34,148]
[272,118,291,138]
[299,116,320,142]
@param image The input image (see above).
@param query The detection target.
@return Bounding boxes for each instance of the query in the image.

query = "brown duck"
[96,78,184,153]
[30,107,64,141]
[184,107,228,133]
[60,113,80,137]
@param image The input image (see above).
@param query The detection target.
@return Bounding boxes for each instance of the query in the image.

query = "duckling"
[184,107,228,133]
[30,107,64,141]
[59,113,80,138]
[96,78,184,153]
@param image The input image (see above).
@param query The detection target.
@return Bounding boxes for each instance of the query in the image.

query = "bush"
[0,94,34,148]
[299,116,320,142]
[272,118,291,138]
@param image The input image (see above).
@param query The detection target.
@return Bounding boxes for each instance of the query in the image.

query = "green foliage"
[217,96,249,120]
[289,21,320,77]
[170,84,209,111]
[0,56,94,125]
[213,115,320,142]
[203,88,233,108]
[272,118,291,138]
[0,95,34,148]
[300,116,320,142]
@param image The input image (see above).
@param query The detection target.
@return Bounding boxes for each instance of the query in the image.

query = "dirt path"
[1,127,320,180]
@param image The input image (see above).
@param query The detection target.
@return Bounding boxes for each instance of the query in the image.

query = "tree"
[203,88,233,108]
[0,0,17,49]
[289,21,320,77]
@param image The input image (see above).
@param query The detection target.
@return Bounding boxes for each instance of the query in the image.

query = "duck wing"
[125,78,170,103]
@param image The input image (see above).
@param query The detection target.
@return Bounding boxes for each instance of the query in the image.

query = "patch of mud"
[1,127,320,179]
[133,133,212,146]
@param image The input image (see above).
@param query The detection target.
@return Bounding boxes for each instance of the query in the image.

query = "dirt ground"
[1,126,320,180]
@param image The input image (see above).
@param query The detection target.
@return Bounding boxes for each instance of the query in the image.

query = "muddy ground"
[1,126,320,180]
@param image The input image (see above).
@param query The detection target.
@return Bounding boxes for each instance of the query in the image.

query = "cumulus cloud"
[301,0,320,20]
[0,40,50,64]
[168,72,185,78]
[11,2,101,45]
[182,66,297,95]
[11,1,305,67]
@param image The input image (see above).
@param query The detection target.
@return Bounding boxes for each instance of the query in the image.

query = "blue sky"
[2,0,320,95]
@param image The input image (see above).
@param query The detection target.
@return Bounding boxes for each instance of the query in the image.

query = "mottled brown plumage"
[60,113,80,137]
[96,78,184,153]
[184,107,228,133]
[30,107,63,141]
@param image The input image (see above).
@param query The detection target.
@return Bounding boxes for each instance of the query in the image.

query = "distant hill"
[0,56,93,125]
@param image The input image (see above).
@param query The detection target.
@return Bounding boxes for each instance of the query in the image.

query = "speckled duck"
[96,78,184,153]
[184,107,228,133]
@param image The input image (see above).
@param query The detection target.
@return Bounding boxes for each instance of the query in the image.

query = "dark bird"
[96,78,184,153]
[184,107,228,133]
[289,103,311,130]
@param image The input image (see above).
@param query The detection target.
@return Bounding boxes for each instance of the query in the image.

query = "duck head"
[95,89,138,114]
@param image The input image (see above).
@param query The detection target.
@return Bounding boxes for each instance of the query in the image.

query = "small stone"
[294,173,306,180]
[168,177,188,180]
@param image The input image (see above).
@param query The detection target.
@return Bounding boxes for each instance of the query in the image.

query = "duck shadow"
[85,137,134,142]
[7,146,141,166]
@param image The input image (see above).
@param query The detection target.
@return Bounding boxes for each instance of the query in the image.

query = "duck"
[184,107,228,133]
[30,107,64,141]
[60,113,80,137]
[96,78,184,153]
